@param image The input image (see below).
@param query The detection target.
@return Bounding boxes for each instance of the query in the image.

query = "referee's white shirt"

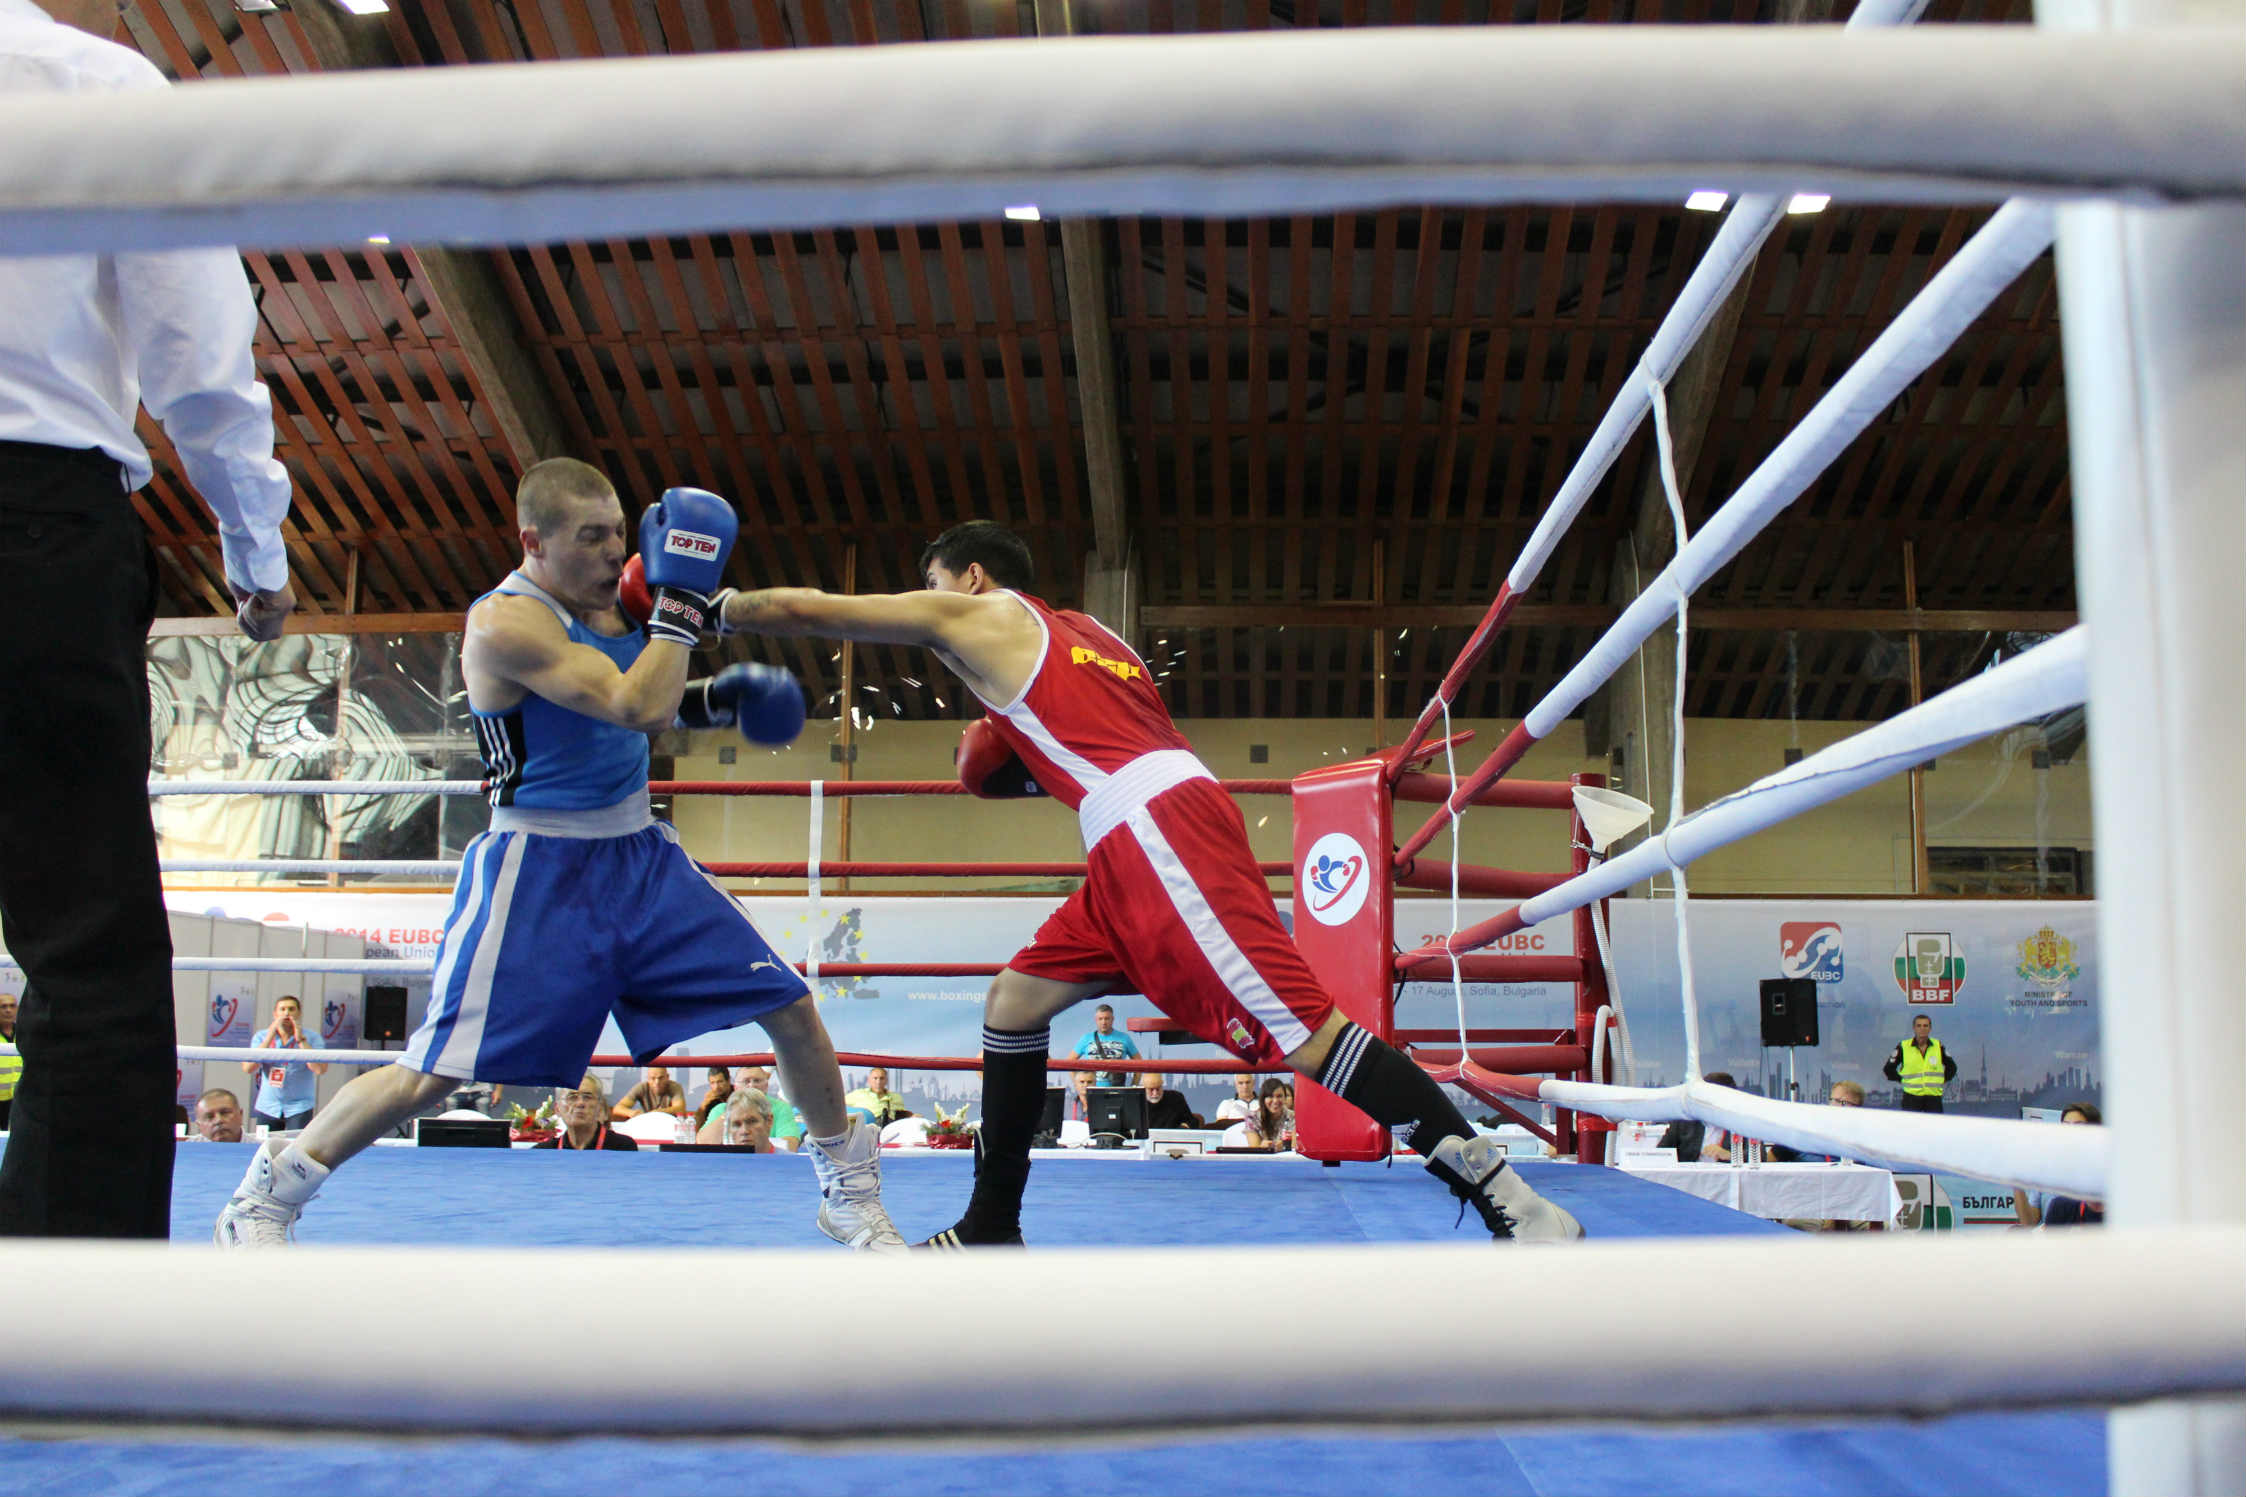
[0,0,291,593]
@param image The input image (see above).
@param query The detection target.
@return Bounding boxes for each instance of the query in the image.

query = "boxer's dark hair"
[921,521,1033,589]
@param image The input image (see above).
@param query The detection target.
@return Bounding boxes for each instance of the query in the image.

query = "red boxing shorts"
[1009,779,1334,1066]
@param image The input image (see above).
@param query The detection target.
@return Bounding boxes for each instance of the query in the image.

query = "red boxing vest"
[968,592,1194,812]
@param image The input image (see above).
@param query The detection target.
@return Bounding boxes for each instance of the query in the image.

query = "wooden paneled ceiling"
[125,0,2071,726]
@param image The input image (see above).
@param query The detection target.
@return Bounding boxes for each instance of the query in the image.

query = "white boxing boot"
[214,1143,331,1248]
[1425,1133,1586,1242]
[806,1119,908,1252]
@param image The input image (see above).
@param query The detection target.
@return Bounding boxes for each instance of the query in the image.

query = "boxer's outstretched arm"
[721,586,1038,698]
[468,594,690,735]
[718,586,977,647]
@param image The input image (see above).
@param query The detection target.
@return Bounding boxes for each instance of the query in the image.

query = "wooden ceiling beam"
[1141,603,2076,633]
[289,0,578,472]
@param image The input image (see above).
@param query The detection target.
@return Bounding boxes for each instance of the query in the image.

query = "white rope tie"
[1644,370,1704,1082]
[805,780,824,994]
[1439,698,1470,1065]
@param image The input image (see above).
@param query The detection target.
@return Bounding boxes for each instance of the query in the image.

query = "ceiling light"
[1003,204,1042,222]
[1684,190,1729,213]
[336,0,392,13]
[1786,193,1831,215]
[364,234,392,246]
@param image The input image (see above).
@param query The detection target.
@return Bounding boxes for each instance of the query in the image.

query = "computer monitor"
[414,1117,510,1148]
[1037,1086,1065,1137]
[1087,1086,1148,1143]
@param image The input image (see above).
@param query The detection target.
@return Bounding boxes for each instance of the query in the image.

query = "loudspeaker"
[364,985,408,1043]
[1759,977,1819,1048]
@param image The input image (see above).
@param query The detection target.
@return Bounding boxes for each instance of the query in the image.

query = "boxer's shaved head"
[516,458,615,540]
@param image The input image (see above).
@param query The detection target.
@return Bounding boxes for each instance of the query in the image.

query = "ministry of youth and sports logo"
[1779,920,1845,983]
[1301,832,1371,927]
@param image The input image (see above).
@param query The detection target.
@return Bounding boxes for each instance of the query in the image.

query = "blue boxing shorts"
[401,821,808,1087]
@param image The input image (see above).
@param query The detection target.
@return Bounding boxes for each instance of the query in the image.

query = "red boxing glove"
[618,553,653,626]
[957,717,1044,799]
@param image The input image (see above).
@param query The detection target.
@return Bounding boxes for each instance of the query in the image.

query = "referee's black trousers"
[0,442,176,1237]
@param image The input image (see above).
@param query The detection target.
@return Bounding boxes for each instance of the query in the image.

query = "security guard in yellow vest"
[1883,1012,1956,1113]
[0,992,20,1130]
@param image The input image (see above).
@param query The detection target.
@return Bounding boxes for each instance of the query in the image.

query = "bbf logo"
[1780,920,1845,983]
[662,529,721,559]
[1301,831,1371,927]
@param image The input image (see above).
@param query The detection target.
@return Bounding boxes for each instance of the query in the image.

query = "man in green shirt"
[844,1065,914,1127]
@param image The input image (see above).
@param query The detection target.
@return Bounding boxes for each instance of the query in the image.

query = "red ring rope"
[708,861,1293,879]
[588,1052,1273,1075]
[649,779,1295,797]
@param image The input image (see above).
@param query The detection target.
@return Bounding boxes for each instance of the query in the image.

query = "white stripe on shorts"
[405,834,501,1073]
[1122,805,1311,1056]
[431,833,530,1077]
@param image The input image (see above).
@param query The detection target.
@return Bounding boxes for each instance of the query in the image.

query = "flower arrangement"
[507,1097,558,1144]
[924,1101,976,1150]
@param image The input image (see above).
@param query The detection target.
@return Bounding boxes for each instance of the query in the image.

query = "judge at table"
[1141,1073,1200,1131]
[1656,1071,1736,1161]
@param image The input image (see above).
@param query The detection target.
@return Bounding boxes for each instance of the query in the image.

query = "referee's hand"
[231,582,297,643]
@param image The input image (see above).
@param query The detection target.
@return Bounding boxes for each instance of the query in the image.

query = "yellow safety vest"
[1898,1038,1947,1097]
[0,1040,20,1103]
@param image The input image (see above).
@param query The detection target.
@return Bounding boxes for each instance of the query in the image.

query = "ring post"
[1290,758,1395,1162]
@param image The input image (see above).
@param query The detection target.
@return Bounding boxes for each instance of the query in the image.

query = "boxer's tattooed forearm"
[725,590,782,630]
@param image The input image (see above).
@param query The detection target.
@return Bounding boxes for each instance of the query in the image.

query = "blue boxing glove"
[637,487,738,646]
[676,663,807,747]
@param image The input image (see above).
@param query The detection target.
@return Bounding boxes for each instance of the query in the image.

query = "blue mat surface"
[165,1142,1790,1247]
[0,1147,2099,1496]
[0,1412,2105,1496]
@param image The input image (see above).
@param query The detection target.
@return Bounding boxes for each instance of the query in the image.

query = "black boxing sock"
[958,1025,1048,1238]
[1314,1021,1476,1157]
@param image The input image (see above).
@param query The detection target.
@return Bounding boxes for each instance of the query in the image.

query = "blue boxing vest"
[471,572,648,810]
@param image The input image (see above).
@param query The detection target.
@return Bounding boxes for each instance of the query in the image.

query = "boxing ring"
[0,6,2240,1495]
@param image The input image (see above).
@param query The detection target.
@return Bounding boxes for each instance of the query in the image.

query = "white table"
[1617,1159,1894,1223]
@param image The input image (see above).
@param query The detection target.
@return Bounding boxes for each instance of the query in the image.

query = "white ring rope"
[148,780,486,797]
[1509,629,2086,934]
[0,956,429,975]
[1,30,2239,258]
[1534,1075,2109,1199]
[1502,0,1928,598]
[1523,199,2057,744]
[1414,634,2087,1188]
[0,14,2214,1463]
[1401,201,2091,1194]
[161,859,460,876]
[170,1044,403,1067]
[3,1231,2237,1433]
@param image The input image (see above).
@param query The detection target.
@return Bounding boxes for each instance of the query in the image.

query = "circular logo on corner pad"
[1302,832,1372,927]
